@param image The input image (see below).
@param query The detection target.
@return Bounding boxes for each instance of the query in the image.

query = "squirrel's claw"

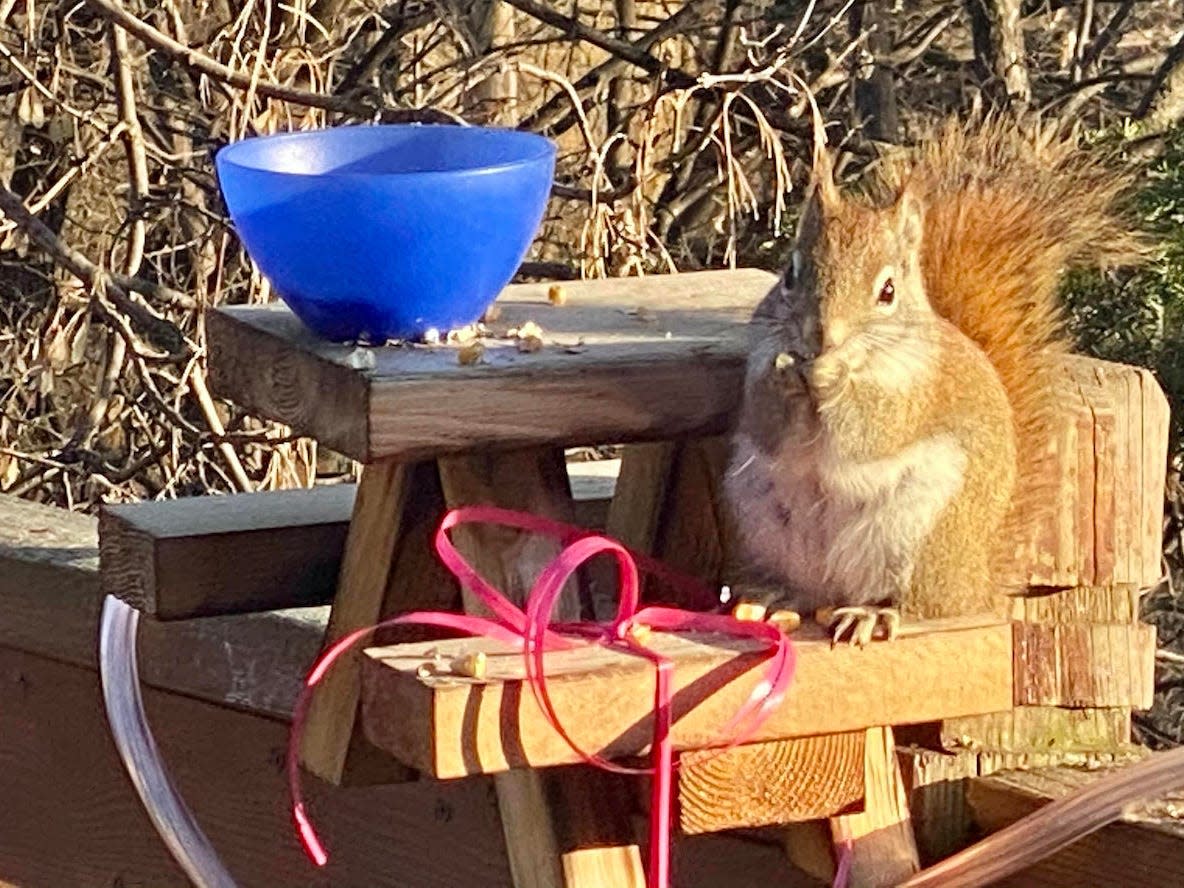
[823,606,900,647]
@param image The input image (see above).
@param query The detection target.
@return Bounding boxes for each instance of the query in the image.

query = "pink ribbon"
[286,505,797,888]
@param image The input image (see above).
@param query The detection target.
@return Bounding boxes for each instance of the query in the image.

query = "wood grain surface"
[208,269,777,461]
[361,616,1014,778]
[99,484,355,618]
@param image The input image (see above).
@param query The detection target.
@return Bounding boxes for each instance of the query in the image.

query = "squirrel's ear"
[807,102,840,210]
[811,142,841,210]
[798,179,828,245]
[894,184,925,252]
[799,142,839,243]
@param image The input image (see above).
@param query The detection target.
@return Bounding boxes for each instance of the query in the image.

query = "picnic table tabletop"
[207,268,776,462]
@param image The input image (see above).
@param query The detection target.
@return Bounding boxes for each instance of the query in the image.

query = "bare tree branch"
[519,0,712,133]
[84,0,461,123]
[1081,0,1136,72]
[0,183,192,353]
[1136,28,1184,130]
[965,0,1031,108]
[499,0,696,86]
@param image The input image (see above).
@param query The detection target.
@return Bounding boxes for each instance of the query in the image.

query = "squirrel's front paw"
[818,606,900,647]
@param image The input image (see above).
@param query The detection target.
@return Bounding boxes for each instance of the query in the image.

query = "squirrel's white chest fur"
[727,427,967,608]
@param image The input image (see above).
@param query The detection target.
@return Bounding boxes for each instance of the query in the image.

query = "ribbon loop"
[287,507,797,888]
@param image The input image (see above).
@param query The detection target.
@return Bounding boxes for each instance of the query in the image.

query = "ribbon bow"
[287,505,797,888]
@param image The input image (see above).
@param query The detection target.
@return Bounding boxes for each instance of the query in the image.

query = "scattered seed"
[515,320,544,339]
[627,623,652,645]
[347,347,376,370]
[548,284,566,306]
[768,609,802,633]
[451,651,487,679]
[458,341,485,366]
[517,334,544,353]
[731,601,768,623]
[448,325,479,344]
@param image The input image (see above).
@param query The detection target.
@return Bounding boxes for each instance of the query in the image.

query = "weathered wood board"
[0,640,813,888]
[0,493,326,719]
[1003,356,1169,589]
[360,617,1014,779]
[1012,622,1156,709]
[96,458,614,622]
[99,484,355,618]
[967,764,1184,888]
[207,269,778,462]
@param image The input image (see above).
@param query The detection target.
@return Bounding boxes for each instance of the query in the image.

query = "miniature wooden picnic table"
[207,267,787,888]
[203,267,1167,888]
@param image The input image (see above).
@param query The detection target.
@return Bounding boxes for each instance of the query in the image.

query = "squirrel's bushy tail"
[878,116,1145,580]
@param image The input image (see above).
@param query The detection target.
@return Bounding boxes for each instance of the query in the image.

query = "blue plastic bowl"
[215,124,556,342]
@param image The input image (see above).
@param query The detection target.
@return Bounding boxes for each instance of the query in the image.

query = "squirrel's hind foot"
[820,606,900,647]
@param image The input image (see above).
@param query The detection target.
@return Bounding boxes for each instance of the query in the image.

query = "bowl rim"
[214,123,557,180]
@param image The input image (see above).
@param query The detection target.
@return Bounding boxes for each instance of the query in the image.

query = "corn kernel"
[768,609,802,633]
[731,601,768,622]
[451,651,487,679]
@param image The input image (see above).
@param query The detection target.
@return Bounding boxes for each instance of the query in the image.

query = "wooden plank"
[360,616,1014,779]
[1005,584,1142,623]
[299,460,462,786]
[0,493,328,719]
[785,727,920,888]
[437,446,644,888]
[207,306,372,460]
[1013,622,1156,709]
[678,733,866,834]
[99,484,355,619]
[832,727,920,887]
[967,765,1184,888]
[0,645,511,888]
[940,706,1135,760]
[207,269,778,462]
[1138,366,1171,583]
[896,745,978,864]
[97,464,612,621]
[567,457,618,530]
[1005,356,1168,589]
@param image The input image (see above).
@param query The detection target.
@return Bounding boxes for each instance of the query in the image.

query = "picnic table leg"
[299,459,461,785]
[604,438,729,607]
[786,726,920,887]
[437,446,645,888]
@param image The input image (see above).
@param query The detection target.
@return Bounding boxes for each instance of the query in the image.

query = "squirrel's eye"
[877,278,896,306]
